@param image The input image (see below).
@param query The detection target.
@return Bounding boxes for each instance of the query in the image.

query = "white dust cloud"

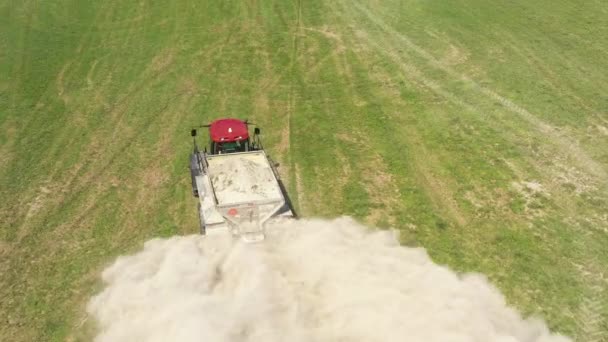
[87,217,570,342]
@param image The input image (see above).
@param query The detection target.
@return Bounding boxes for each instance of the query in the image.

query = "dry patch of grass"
[361,153,400,227]
[439,44,469,66]
[413,156,467,227]
[510,180,548,218]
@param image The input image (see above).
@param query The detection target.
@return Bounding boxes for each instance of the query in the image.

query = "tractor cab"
[202,118,261,155]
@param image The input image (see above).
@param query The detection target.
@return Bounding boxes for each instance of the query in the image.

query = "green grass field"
[1,0,607,340]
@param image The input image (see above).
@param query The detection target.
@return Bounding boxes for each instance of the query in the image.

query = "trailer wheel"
[190,153,201,197]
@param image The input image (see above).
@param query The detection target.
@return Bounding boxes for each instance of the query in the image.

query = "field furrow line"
[349,1,607,182]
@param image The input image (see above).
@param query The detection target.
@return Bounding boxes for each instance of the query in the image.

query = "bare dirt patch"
[420,165,467,226]
[0,120,17,167]
[440,44,469,66]
[362,153,400,226]
[511,180,548,217]
[596,125,608,136]
[178,77,198,96]
[141,166,169,189]
[335,131,361,144]
[463,190,484,209]
[277,122,290,156]
[295,163,306,215]
[150,49,175,73]
[0,240,12,257]
[56,61,72,105]
[552,159,598,195]
[334,149,352,181]
[302,25,346,53]
[254,92,270,116]
[24,186,52,220]
[337,126,400,226]
[86,59,99,89]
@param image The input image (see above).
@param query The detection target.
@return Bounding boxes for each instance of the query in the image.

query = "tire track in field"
[576,289,607,342]
[44,11,191,232]
[329,4,608,338]
[12,1,121,238]
[16,0,209,245]
[326,1,488,116]
[287,0,303,213]
[313,3,403,225]
[15,1,180,241]
[330,0,603,206]
[334,0,608,224]
[572,251,608,342]
[337,28,472,227]
[498,32,600,115]
[570,224,608,342]
[347,1,607,182]
[326,0,497,226]
[30,4,207,329]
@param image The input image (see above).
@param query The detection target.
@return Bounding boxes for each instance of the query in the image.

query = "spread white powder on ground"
[87,217,571,342]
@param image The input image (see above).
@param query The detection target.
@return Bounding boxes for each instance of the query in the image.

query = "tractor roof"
[209,118,249,143]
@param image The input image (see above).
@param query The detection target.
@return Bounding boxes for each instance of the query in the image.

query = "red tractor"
[189,118,295,241]
[202,118,262,154]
